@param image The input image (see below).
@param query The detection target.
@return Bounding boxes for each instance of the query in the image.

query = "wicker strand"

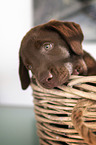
[68,76,96,87]
[58,86,96,101]
[71,99,96,145]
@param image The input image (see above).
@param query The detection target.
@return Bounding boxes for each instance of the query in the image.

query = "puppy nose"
[40,71,53,83]
[46,72,53,82]
[39,71,55,88]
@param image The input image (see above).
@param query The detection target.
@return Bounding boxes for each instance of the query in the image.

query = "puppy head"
[19,20,87,90]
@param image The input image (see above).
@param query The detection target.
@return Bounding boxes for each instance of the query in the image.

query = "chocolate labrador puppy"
[19,20,96,90]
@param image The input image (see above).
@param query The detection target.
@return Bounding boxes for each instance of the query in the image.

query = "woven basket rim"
[31,75,96,145]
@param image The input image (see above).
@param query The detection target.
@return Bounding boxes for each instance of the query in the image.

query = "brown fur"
[19,20,96,90]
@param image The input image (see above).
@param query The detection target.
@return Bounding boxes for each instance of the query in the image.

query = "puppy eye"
[26,65,32,70]
[43,43,54,51]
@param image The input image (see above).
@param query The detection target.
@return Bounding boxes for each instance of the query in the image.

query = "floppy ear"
[19,54,30,90]
[48,20,84,55]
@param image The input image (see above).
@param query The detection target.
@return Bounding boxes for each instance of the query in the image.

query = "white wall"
[0,0,34,107]
[83,43,96,59]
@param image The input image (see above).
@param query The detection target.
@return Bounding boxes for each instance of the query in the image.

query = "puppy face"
[19,20,87,89]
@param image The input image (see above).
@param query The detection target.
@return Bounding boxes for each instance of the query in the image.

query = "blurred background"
[0,0,96,145]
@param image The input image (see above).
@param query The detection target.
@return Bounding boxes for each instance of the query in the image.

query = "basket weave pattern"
[31,76,96,145]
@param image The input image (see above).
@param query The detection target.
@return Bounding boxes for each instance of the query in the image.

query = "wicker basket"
[31,75,96,145]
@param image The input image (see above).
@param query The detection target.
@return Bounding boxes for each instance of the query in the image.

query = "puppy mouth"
[42,81,58,89]
[35,64,72,89]
[40,77,69,89]
[39,71,70,89]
